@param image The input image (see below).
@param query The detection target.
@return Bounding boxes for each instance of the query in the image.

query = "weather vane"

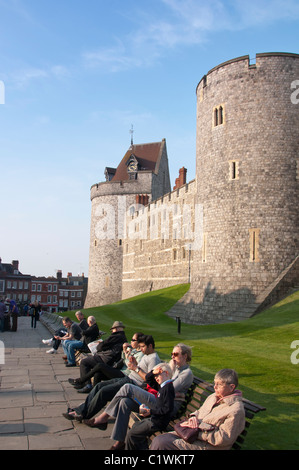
[130,124,134,146]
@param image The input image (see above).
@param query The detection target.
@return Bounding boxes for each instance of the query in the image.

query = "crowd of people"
[40,311,246,451]
[0,297,21,332]
[0,298,43,332]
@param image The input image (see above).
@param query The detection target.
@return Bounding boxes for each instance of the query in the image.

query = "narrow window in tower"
[296,160,299,180]
[219,106,223,125]
[202,233,207,263]
[229,160,239,180]
[213,105,225,127]
[214,107,218,126]
[249,229,260,262]
[94,239,97,247]
[105,276,110,288]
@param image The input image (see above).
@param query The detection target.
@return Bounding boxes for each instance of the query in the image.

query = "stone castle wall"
[122,179,197,299]
[169,52,299,324]
[85,53,299,323]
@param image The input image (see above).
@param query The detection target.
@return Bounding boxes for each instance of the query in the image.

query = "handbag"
[173,420,198,444]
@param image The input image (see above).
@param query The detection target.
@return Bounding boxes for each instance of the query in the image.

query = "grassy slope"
[66,284,299,450]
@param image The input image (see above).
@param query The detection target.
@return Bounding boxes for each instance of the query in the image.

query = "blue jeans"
[63,340,84,364]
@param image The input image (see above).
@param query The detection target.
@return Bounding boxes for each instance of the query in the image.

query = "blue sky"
[0,0,298,277]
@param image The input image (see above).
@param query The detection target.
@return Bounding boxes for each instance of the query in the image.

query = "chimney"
[12,260,19,271]
[56,270,62,280]
[173,167,187,190]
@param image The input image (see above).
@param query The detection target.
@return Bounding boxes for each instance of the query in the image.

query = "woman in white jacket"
[150,368,245,451]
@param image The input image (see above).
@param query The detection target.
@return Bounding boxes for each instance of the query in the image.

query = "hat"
[110,321,125,330]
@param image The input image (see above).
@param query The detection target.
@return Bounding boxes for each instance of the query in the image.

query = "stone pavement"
[0,316,115,450]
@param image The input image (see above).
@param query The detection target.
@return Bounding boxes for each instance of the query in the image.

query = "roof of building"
[111,140,166,182]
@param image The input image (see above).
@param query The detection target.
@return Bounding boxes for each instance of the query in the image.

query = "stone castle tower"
[85,52,299,324]
[171,52,299,323]
[84,139,171,308]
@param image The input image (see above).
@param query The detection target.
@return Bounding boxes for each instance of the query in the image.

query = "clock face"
[128,160,137,172]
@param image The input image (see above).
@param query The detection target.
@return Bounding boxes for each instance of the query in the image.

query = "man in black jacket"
[75,321,127,392]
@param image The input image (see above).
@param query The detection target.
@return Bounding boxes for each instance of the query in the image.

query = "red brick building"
[0,258,88,313]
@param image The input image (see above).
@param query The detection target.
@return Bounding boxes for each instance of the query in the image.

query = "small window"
[229,160,239,180]
[249,229,260,262]
[202,233,207,263]
[296,160,299,180]
[213,104,225,127]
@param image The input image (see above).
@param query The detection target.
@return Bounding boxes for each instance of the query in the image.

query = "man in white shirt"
[63,335,160,422]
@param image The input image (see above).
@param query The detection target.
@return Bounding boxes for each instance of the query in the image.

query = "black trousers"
[79,360,125,385]
[125,419,160,450]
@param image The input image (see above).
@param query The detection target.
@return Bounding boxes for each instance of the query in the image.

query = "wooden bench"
[129,376,266,450]
[40,312,64,334]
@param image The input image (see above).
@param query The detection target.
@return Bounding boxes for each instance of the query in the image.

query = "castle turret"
[84,139,171,308]
[172,53,299,323]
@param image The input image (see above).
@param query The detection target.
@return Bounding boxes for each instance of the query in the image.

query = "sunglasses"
[171,352,180,357]
[131,338,138,342]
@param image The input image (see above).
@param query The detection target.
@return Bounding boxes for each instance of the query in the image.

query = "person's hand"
[139,405,150,417]
[127,356,137,369]
[181,416,199,429]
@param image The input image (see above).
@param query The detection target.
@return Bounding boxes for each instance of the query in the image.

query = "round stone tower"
[84,140,171,308]
[178,53,299,324]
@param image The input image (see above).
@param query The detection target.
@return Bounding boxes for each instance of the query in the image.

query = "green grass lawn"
[66,284,299,450]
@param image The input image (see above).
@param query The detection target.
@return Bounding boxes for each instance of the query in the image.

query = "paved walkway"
[0,316,114,450]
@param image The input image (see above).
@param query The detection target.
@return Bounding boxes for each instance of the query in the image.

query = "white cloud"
[82,0,299,73]
[12,67,48,88]
[10,64,70,89]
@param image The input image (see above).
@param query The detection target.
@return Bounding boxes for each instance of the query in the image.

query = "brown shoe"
[83,418,107,430]
[109,441,125,451]
[62,355,67,360]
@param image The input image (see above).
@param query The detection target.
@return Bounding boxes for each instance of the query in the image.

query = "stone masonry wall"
[122,179,197,299]
[170,53,299,324]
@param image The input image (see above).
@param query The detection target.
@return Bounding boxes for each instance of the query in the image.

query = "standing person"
[0,298,5,332]
[31,300,41,328]
[7,298,19,332]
